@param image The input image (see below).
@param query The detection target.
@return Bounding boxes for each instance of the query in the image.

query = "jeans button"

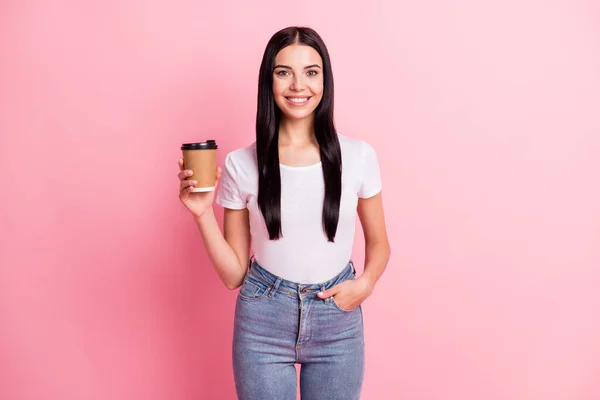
[301,288,307,293]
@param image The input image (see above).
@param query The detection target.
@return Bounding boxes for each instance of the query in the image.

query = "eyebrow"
[273,64,322,70]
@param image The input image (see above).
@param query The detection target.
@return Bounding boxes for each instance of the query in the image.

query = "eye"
[307,70,319,76]
[276,70,290,77]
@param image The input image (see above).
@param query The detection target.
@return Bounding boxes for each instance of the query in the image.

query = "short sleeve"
[358,141,382,198]
[216,153,247,209]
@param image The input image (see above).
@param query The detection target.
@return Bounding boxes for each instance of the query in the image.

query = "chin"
[281,111,315,121]
[276,101,319,121]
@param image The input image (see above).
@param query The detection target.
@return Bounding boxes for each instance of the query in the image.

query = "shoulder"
[337,133,378,163]
[224,142,257,169]
[222,142,258,187]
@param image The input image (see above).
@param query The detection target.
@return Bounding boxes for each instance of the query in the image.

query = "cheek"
[309,82,324,98]
[272,80,286,97]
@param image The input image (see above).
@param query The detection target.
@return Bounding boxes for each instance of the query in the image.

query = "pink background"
[1,1,599,399]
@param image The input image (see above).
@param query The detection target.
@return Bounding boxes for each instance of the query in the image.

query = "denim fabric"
[232,259,365,399]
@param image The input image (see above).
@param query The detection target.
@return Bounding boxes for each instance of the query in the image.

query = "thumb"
[213,167,222,189]
[318,285,340,299]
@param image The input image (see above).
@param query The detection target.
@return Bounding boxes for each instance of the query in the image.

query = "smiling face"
[272,44,324,122]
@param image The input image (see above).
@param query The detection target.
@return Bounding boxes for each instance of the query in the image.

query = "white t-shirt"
[216,133,382,284]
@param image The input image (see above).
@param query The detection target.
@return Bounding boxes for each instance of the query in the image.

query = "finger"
[214,167,222,187]
[317,285,340,299]
[178,169,194,181]
[180,179,197,192]
[179,183,196,199]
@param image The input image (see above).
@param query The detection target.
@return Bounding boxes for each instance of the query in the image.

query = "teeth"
[288,97,308,103]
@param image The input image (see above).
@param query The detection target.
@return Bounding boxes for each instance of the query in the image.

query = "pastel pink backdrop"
[1,1,599,399]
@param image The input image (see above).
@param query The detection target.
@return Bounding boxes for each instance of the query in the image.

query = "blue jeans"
[232,258,365,399]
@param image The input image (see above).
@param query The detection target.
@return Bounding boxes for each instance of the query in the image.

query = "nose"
[290,75,306,91]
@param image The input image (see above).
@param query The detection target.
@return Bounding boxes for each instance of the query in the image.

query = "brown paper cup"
[181,140,218,192]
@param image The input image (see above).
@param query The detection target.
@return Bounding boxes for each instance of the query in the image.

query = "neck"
[278,117,316,146]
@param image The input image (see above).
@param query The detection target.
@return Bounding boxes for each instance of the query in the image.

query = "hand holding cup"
[178,140,220,218]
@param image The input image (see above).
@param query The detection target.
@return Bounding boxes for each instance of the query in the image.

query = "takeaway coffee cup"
[181,140,218,192]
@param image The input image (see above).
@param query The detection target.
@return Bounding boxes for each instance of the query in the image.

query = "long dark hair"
[256,26,342,242]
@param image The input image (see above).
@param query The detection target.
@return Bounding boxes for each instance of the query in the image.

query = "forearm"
[358,240,391,293]
[194,208,247,289]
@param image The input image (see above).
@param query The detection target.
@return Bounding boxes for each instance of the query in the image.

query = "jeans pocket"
[330,270,358,312]
[332,296,357,312]
[238,276,269,301]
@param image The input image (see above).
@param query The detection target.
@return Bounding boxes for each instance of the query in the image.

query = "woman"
[178,26,390,400]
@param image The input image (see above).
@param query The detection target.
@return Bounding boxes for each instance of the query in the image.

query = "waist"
[247,257,356,295]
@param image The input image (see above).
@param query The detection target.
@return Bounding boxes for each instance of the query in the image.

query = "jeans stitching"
[248,260,355,299]
[246,273,297,298]
[238,278,270,302]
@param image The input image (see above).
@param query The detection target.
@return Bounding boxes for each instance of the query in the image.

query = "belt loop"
[349,259,356,274]
[268,277,282,298]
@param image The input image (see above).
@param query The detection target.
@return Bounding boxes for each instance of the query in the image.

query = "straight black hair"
[256,26,342,242]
